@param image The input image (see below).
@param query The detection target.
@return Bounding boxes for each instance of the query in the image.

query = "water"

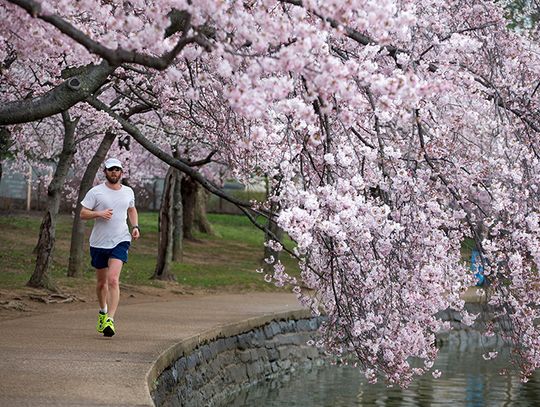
[225,335,540,406]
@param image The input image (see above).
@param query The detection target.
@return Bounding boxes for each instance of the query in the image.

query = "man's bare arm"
[80,206,113,220]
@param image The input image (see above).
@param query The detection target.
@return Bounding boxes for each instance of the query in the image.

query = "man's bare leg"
[106,258,123,319]
[96,267,109,311]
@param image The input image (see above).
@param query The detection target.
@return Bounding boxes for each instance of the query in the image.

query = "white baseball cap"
[104,158,123,169]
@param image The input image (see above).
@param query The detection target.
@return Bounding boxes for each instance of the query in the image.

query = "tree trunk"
[153,167,177,280]
[27,112,78,290]
[0,127,12,185]
[67,131,116,277]
[172,169,183,262]
[194,187,215,235]
[182,175,198,240]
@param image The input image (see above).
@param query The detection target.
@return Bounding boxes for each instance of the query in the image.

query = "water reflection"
[225,333,540,406]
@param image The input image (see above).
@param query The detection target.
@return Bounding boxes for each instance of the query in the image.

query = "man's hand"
[99,209,113,220]
[132,227,140,240]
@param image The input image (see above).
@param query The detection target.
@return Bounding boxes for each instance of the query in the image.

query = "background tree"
[153,165,177,280]
[172,168,184,262]
[27,111,78,289]
[0,126,13,183]
[194,186,215,236]
[181,175,198,240]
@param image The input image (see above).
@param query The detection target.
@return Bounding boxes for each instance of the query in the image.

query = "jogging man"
[80,158,140,337]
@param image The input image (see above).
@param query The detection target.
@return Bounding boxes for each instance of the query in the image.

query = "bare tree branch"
[186,150,217,167]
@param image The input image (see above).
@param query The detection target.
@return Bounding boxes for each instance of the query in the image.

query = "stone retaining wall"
[149,310,326,407]
[149,297,505,407]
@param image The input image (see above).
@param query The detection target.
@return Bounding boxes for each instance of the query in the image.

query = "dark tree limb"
[187,150,217,167]
[0,61,114,125]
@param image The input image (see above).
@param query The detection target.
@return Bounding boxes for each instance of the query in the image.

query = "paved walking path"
[1,292,303,407]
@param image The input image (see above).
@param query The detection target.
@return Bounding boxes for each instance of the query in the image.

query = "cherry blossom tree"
[2,0,540,386]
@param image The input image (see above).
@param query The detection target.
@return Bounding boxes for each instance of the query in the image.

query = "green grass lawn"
[0,210,481,293]
[0,211,299,291]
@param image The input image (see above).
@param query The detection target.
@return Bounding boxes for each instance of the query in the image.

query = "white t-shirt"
[81,183,135,248]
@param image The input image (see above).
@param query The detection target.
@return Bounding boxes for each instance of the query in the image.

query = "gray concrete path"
[1,292,303,407]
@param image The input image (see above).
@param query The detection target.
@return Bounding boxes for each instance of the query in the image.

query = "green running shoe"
[102,317,115,337]
[97,312,108,333]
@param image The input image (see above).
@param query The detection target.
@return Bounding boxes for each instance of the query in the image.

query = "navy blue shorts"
[90,241,130,269]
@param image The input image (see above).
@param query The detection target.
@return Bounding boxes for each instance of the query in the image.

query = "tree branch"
[85,96,263,212]
[279,0,404,58]
[186,150,217,167]
[8,0,209,70]
[0,61,114,125]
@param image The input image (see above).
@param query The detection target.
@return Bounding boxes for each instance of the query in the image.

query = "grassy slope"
[0,212,298,291]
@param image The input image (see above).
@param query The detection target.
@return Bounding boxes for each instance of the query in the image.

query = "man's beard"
[106,174,121,184]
